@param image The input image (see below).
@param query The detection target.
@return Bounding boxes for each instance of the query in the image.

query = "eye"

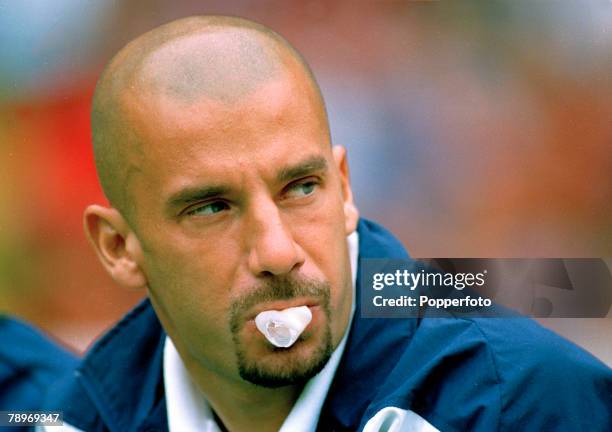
[185,200,230,216]
[284,179,319,199]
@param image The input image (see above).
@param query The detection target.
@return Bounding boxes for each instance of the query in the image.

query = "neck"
[184,358,302,432]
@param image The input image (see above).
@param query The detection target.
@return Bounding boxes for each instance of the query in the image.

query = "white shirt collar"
[164,232,359,432]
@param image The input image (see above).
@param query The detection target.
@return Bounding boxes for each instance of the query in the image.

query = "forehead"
[137,30,281,105]
[122,75,330,209]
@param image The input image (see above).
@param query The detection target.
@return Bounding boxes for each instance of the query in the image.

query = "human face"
[122,72,358,387]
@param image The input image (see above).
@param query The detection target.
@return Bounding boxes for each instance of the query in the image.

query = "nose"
[247,200,305,277]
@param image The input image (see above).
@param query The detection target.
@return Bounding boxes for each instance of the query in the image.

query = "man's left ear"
[332,145,359,235]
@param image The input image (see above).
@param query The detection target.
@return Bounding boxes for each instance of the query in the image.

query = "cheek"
[292,184,348,234]
[293,199,352,294]
[141,236,238,339]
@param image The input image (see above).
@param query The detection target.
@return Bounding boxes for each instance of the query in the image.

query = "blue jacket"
[0,316,78,431]
[44,220,611,431]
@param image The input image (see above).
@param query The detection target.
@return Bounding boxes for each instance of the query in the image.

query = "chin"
[235,325,333,388]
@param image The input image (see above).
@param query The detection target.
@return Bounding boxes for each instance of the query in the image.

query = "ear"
[332,145,359,235]
[83,205,147,289]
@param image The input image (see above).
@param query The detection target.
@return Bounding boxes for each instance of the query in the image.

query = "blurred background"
[0,1,610,364]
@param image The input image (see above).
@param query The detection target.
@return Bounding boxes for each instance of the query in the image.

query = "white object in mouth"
[254,305,313,348]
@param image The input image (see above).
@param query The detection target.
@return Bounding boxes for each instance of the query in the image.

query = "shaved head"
[91,16,328,221]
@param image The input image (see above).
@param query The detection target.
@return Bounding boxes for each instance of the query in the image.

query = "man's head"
[84,16,359,388]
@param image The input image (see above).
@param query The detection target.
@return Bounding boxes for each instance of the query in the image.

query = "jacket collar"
[319,219,418,430]
[72,299,167,431]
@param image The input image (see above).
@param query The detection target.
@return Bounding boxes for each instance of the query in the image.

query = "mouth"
[245,297,320,322]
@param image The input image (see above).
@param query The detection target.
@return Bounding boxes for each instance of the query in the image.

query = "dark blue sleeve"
[360,316,611,432]
[0,316,78,411]
[476,317,612,432]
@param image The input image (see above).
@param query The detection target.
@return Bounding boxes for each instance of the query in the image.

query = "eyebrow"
[277,156,328,183]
